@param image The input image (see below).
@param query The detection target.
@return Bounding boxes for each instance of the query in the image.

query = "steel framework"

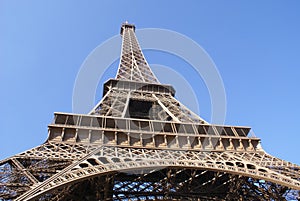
[1,23,300,200]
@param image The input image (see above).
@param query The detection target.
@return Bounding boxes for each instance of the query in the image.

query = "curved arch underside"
[22,167,300,201]
[14,146,300,200]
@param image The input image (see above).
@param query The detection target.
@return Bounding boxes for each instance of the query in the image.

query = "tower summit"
[120,22,135,35]
[1,24,300,200]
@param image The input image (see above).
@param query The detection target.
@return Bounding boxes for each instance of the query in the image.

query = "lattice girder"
[2,111,300,200]
[3,113,299,200]
[14,145,300,200]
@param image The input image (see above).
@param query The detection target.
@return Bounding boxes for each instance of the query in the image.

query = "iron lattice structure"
[1,23,300,201]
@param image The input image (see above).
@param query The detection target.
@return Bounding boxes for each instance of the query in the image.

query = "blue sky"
[1,1,300,164]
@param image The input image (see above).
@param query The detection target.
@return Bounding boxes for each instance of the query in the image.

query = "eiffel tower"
[1,23,300,201]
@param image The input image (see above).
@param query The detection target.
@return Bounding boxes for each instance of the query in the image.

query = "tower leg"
[103,174,114,201]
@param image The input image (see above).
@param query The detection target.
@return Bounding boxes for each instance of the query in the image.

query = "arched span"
[16,157,300,200]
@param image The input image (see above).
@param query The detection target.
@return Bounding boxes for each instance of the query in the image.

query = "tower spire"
[88,24,208,123]
[116,22,159,83]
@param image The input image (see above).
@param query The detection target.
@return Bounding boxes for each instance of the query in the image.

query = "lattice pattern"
[116,23,158,83]
[89,85,207,124]
[1,23,299,200]
[13,146,300,200]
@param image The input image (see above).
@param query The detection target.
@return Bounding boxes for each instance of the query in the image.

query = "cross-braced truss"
[1,22,300,200]
[116,23,158,83]
[90,80,207,124]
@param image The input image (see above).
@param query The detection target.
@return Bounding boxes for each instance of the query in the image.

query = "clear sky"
[1,1,300,164]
